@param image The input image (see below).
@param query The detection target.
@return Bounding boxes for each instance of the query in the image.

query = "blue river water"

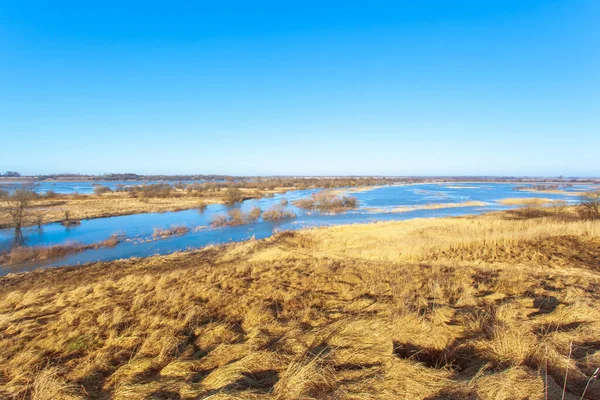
[0,182,591,275]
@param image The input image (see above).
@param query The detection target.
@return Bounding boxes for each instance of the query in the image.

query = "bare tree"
[225,188,244,204]
[579,190,600,220]
[1,185,37,246]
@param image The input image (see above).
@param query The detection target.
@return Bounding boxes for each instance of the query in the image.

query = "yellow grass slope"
[1,209,600,399]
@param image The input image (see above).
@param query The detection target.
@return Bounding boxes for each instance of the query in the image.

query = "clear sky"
[0,1,598,176]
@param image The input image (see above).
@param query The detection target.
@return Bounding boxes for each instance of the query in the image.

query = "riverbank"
[516,189,585,196]
[0,189,286,229]
[1,209,599,399]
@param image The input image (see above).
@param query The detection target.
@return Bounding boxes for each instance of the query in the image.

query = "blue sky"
[0,1,598,176]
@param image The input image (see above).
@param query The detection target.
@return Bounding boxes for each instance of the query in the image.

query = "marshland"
[1,176,600,398]
[1,195,600,399]
[1,179,596,272]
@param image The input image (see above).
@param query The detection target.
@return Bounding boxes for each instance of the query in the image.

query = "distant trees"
[93,185,112,195]
[2,171,21,177]
[1,185,38,246]
[294,192,359,212]
[262,205,296,221]
[126,184,172,198]
[225,188,245,204]
[210,207,263,227]
[579,190,600,220]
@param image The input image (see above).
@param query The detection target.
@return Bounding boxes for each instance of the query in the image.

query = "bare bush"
[579,190,600,219]
[152,225,190,238]
[294,192,359,212]
[248,206,262,222]
[211,207,262,227]
[210,214,228,227]
[126,183,173,198]
[227,209,246,226]
[225,188,245,204]
[263,205,296,221]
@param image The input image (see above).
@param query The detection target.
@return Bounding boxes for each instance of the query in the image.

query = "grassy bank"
[0,178,383,229]
[0,189,280,229]
[0,235,122,266]
[0,209,599,399]
[366,200,488,213]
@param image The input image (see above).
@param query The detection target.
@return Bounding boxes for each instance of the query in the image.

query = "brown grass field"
[1,208,599,399]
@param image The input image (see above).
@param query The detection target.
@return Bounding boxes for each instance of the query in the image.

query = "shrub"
[225,188,244,204]
[142,184,173,198]
[579,190,600,220]
[44,190,58,198]
[294,198,315,209]
[93,185,112,195]
[294,192,358,212]
[152,225,190,238]
[211,208,262,227]
[101,234,123,247]
[210,214,228,227]
[248,207,262,222]
[263,205,296,221]
[227,209,246,226]
[125,183,173,198]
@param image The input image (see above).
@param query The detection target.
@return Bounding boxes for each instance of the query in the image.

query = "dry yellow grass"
[0,189,283,229]
[498,198,564,206]
[366,200,487,213]
[1,209,599,399]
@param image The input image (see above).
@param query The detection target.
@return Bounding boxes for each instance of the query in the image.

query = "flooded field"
[0,180,207,195]
[0,182,590,274]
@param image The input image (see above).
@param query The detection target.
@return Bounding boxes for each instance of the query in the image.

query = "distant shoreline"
[2,176,599,184]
